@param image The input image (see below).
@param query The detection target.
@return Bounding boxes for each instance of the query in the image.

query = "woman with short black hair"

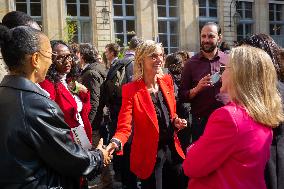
[0,25,110,189]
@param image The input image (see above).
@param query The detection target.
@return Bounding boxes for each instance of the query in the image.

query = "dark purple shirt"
[179,50,229,117]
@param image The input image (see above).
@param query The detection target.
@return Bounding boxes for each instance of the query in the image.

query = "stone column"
[254,0,269,34]
[222,0,237,46]
[0,0,15,20]
[136,0,155,40]
[90,0,97,47]
[179,0,200,52]
[96,0,112,52]
[42,0,65,40]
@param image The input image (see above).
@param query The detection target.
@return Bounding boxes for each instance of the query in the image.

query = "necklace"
[148,85,159,94]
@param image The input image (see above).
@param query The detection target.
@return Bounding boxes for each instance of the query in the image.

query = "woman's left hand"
[174,117,187,130]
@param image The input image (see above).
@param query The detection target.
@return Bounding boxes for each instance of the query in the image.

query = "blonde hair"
[228,46,284,127]
[133,40,164,81]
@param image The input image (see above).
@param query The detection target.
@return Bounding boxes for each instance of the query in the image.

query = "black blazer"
[265,81,284,189]
[0,75,104,189]
[81,62,107,126]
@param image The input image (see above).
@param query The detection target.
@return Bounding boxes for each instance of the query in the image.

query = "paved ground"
[88,163,141,189]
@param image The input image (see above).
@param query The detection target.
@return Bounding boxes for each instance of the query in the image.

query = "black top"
[150,89,174,149]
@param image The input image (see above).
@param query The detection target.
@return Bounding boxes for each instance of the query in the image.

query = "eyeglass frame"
[0,50,57,60]
[147,52,164,61]
[219,64,230,75]
[53,54,73,64]
[38,50,58,60]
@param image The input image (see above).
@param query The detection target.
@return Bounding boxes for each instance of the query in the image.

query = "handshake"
[95,138,119,167]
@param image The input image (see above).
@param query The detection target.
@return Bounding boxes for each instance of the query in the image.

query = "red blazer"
[39,79,92,143]
[113,74,185,179]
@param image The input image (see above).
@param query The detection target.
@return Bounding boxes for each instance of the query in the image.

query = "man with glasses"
[179,22,229,143]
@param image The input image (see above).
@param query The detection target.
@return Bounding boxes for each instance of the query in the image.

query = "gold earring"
[35,66,40,73]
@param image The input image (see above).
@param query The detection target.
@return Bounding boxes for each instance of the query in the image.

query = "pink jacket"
[183,102,272,189]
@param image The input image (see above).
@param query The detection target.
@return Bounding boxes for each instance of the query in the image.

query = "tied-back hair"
[237,33,284,82]
[229,46,284,127]
[2,11,36,29]
[0,25,42,72]
[133,40,164,81]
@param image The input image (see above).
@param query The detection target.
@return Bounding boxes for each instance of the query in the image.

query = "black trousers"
[121,142,138,189]
[191,116,209,143]
[141,145,187,189]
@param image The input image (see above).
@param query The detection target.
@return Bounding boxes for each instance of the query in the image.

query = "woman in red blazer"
[183,46,284,189]
[39,40,92,150]
[106,40,188,189]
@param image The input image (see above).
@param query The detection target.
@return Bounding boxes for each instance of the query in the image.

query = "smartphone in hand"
[211,72,220,85]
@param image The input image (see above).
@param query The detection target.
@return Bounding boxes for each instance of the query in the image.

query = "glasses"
[55,54,73,64]
[219,65,229,75]
[38,50,57,60]
[148,52,164,60]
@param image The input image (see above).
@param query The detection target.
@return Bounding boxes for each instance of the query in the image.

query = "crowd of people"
[0,11,284,189]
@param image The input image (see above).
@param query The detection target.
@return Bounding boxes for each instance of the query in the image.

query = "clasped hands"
[97,117,187,166]
[96,139,121,167]
[96,138,112,167]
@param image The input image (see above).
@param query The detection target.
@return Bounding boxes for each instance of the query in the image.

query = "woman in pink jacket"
[183,45,284,189]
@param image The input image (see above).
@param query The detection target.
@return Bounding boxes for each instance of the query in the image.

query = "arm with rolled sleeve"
[183,107,238,177]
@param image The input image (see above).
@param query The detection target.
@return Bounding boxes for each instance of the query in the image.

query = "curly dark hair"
[165,53,183,86]
[79,43,98,63]
[237,34,284,81]
[165,53,183,75]
[46,40,80,83]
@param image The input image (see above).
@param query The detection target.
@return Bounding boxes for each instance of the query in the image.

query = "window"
[269,2,284,47]
[113,0,136,47]
[66,0,91,43]
[199,0,217,31]
[15,0,42,28]
[236,1,254,41]
[157,0,179,54]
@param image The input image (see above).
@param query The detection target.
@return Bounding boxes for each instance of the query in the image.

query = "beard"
[201,41,218,53]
